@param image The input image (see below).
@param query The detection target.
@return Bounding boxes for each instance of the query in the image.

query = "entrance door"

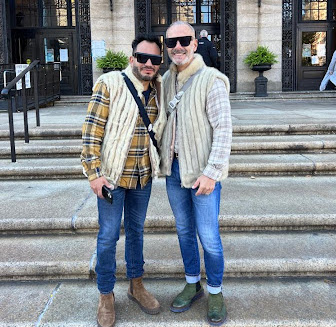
[297,27,328,90]
[36,30,78,95]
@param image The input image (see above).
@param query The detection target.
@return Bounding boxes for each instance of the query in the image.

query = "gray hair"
[200,29,208,38]
[166,21,195,37]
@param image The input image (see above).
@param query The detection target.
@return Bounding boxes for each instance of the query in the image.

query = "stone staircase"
[0,98,336,326]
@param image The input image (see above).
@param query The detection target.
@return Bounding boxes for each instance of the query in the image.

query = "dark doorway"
[9,0,92,95]
[36,30,78,94]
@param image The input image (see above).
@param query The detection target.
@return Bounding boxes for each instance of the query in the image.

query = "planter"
[252,64,272,97]
[103,67,122,73]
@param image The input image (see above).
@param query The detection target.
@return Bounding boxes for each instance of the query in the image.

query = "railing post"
[22,74,29,143]
[52,64,55,106]
[44,65,48,104]
[33,67,40,126]
[7,91,16,163]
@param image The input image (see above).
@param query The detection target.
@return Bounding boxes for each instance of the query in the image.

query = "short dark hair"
[132,35,162,55]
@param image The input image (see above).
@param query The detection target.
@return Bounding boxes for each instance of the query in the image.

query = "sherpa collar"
[169,54,205,85]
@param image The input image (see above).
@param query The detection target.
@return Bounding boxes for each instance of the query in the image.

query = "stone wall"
[90,0,135,83]
[237,0,282,92]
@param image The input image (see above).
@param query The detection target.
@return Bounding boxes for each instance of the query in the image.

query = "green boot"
[207,293,227,326]
[170,282,204,313]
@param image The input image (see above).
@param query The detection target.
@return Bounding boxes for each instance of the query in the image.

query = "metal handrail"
[1,60,40,162]
[1,60,40,98]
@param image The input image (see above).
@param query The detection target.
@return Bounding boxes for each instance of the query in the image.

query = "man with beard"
[81,35,166,327]
[160,21,232,326]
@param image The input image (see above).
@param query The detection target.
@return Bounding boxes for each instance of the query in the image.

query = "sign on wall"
[15,64,31,90]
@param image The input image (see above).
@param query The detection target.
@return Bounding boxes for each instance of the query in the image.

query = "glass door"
[36,30,78,94]
[297,28,327,90]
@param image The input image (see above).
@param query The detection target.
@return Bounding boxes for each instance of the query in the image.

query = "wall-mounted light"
[258,0,261,7]
[110,0,113,11]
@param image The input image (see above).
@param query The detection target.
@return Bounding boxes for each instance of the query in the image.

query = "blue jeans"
[95,179,152,294]
[166,159,224,294]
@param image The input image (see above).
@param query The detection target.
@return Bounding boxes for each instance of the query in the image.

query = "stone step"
[229,90,336,101]
[0,231,335,280]
[56,91,336,105]
[1,278,335,327]
[1,153,336,179]
[1,123,336,141]
[1,176,336,234]
[2,134,336,158]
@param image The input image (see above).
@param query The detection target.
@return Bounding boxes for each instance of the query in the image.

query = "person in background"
[196,29,219,68]
[320,50,336,91]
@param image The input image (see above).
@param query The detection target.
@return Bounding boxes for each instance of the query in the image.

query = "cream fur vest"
[96,65,167,185]
[160,54,230,188]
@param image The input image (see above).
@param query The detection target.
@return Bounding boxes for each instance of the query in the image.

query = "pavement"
[0,96,336,132]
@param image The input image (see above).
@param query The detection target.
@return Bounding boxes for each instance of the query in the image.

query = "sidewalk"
[0,97,336,132]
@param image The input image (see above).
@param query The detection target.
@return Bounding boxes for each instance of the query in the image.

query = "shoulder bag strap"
[167,67,204,117]
[121,72,158,150]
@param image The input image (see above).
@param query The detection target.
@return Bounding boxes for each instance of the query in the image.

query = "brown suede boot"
[127,276,160,314]
[97,293,115,327]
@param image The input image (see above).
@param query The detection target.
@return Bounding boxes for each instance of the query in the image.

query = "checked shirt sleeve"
[203,78,232,180]
[81,81,110,181]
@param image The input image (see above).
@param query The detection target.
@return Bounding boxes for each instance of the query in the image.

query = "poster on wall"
[60,49,69,62]
[316,43,326,57]
[311,55,319,65]
[46,48,55,62]
[92,40,106,61]
[15,64,31,90]
[302,44,311,58]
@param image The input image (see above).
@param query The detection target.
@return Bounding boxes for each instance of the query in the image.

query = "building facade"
[1,0,336,94]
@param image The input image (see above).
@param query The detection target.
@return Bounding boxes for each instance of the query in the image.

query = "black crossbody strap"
[122,72,158,149]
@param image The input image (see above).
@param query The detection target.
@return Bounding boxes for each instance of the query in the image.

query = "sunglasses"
[165,36,193,48]
[134,52,162,65]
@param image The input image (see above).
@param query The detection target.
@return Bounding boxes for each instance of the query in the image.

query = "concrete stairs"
[1,123,336,179]
[1,98,336,326]
[1,176,336,326]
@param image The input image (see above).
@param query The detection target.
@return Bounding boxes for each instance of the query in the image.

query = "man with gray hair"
[196,29,218,68]
[160,21,232,325]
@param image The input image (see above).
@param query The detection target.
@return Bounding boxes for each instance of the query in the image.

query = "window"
[151,0,220,26]
[14,0,76,28]
[201,0,220,24]
[15,0,39,27]
[301,0,327,21]
[172,0,196,24]
[301,31,326,66]
[151,0,168,25]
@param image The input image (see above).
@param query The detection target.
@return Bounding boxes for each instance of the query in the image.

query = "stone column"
[237,0,282,92]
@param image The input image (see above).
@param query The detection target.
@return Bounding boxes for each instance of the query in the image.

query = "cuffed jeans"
[95,179,152,294]
[166,159,224,294]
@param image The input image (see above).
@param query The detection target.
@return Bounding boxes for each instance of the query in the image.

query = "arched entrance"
[134,0,237,92]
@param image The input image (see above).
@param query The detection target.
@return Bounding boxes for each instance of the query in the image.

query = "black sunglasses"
[165,36,193,48]
[134,52,162,65]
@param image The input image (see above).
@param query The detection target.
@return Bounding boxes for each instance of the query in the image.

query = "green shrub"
[244,46,278,68]
[96,50,129,70]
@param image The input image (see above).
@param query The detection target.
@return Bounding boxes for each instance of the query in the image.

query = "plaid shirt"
[174,78,232,180]
[81,81,158,189]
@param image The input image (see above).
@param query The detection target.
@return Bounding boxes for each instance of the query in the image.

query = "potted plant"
[244,46,278,97]
[96,50,129,73]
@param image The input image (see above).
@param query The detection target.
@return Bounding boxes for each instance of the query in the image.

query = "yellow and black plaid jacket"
[82,81,158,189]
